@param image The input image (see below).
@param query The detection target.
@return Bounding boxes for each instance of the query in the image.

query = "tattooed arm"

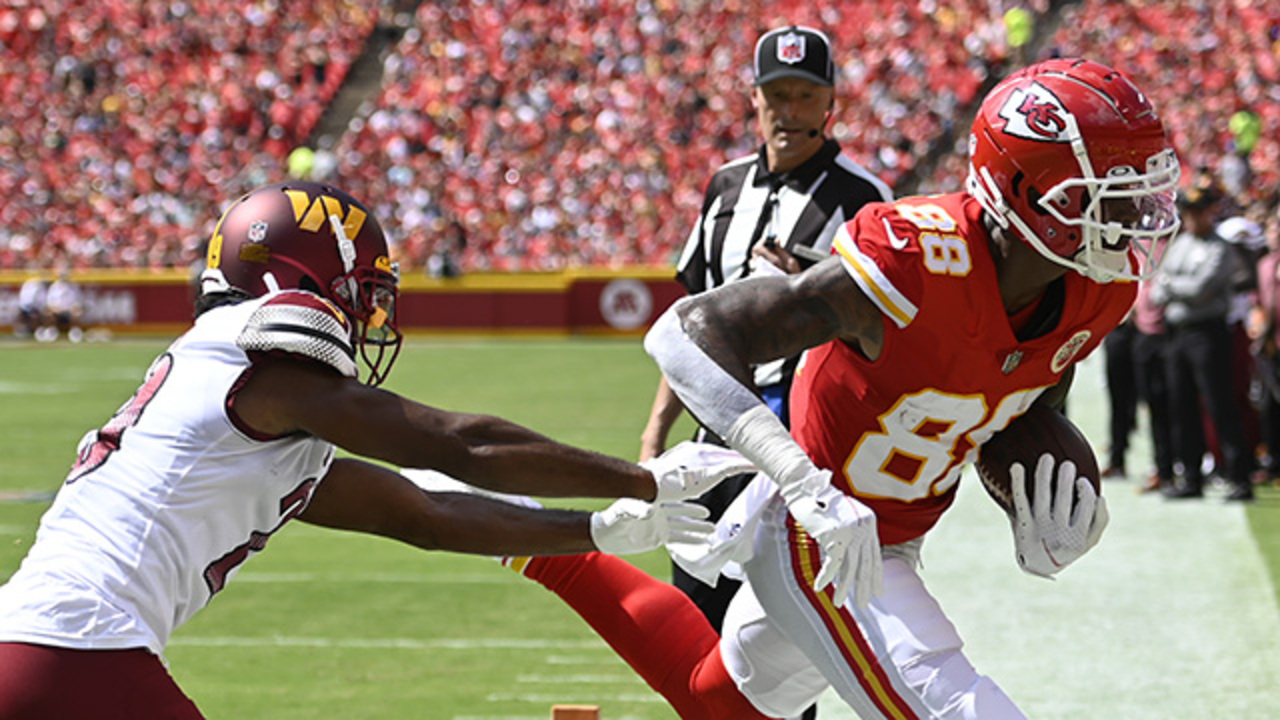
[676,254,885,385]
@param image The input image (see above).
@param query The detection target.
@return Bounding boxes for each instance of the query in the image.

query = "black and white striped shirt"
[676,139,892,294]
[674,139,892,387]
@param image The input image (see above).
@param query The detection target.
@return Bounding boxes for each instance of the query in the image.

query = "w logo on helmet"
[998,83,1074,143]
[284,189,368,241]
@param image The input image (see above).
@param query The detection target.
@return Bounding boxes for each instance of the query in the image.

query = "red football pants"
[521,552,772,720]
[0,642,204,720]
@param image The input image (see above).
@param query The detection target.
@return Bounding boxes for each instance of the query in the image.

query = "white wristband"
[725,405,828,502]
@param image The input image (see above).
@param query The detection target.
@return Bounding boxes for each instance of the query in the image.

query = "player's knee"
[902,649,1023,720]
[689,645,771,720]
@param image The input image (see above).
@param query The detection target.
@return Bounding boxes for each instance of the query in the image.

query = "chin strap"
[329,214,360,306]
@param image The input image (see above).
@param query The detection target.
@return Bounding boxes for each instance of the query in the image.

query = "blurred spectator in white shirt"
[16,276,47,339]
[45,271,84,343]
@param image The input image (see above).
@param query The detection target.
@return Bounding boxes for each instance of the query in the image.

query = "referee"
[639,22,893,699]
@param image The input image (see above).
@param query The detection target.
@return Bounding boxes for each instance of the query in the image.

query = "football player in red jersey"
[0,181,749,719]
[508,59,1181,719]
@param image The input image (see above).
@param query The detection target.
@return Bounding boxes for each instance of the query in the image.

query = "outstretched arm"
[230,355,751,503]
[301,458,713,557]
[232,358,657,499]
[301,458,597,555]
[648,255,883,452]
[673,255,883,390]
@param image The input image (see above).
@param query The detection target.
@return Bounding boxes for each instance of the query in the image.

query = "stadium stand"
[1049,0,1280,204]
[2,0,1277,274]
[0,0,379,270]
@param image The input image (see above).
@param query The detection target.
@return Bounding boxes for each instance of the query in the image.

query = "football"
[975,402,1101,516]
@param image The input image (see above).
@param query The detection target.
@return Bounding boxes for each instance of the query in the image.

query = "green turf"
[1249,495,1280,608]
[1,336,1276,719]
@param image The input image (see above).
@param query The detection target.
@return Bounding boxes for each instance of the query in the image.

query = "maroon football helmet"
[967,58,1180,281]
[199,181,402,384]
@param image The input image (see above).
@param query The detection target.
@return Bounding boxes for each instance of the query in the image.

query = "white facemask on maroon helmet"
[199,181,402,384]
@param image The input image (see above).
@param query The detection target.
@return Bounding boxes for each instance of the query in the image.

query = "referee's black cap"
[753,25,834,87]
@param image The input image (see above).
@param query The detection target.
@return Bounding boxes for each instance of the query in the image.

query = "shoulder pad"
[237,291,358,377]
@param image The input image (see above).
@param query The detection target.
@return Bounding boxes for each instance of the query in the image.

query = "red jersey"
[789,192,1136,545]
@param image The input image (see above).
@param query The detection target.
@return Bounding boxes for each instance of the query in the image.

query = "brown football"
[975,402,1101,517]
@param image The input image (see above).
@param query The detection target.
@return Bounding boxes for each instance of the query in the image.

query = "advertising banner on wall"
[0,270,682,336]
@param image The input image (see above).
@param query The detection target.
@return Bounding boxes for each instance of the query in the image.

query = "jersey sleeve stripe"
[834,226,918,328]
[254,322,356,356]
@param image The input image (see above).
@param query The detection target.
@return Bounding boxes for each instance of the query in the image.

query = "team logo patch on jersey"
[998,82,1073,143]
[1001,350,1023,375]
[1051,330,1091,374]
[777,32,806,64]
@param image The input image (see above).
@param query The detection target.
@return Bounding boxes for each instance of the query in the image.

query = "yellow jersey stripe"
[833,226,917,329]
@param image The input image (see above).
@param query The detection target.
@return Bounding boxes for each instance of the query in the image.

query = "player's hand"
[589,498,713,555]
[751,241,801,275]
[1010,453,1108,578]
[786,474,883,608]
[642,441,756,502]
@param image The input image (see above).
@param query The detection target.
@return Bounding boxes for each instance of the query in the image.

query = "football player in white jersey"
[0,181,749,719]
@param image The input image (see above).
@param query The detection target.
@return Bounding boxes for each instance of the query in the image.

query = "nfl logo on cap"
[777,31,806,64]
[753,25,834,87]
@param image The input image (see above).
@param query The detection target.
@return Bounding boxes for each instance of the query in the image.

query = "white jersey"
[0,290,356,655]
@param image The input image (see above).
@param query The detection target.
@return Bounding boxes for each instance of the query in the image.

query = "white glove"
[785,471,883,608]
[590,498,713,555]
[1010,453,1109,578]
[642,440,757,503]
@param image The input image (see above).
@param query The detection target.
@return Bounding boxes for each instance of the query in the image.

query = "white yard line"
[228,571,513,584]
[170,636,608,651]
[515,673,634,684]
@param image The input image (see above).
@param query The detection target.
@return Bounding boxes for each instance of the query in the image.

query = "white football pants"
[720,496,1026,720]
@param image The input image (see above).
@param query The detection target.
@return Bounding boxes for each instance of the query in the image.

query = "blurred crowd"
[1050,1,1280,206]
[334,0,1008,270]
[1,0,1279,275]
[0,0,377,270]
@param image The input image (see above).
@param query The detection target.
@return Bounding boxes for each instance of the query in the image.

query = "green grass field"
[2,336,1277,719]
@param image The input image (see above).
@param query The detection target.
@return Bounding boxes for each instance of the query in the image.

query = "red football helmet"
[199,181,402,384]
[966,58,1180,281]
